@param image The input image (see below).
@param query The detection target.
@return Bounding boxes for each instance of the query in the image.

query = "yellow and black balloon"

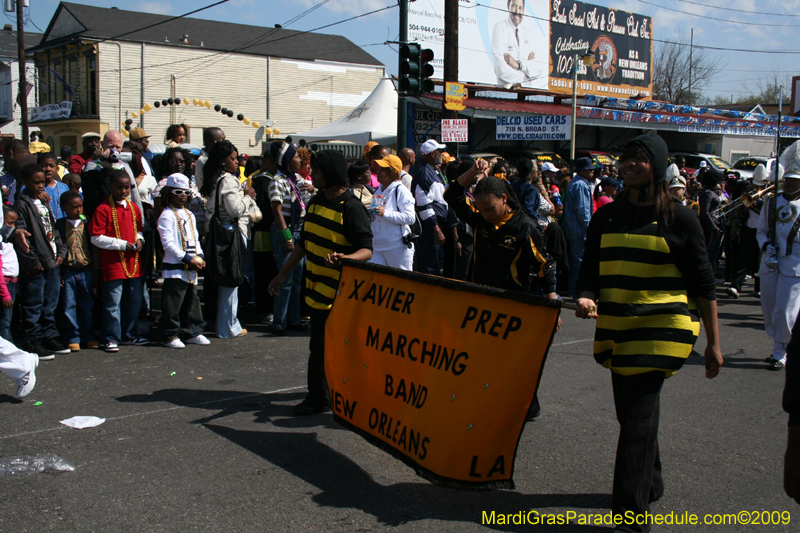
[122,97,279,137]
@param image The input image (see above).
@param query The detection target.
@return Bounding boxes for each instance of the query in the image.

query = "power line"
[474,2,800,52]
[93,0,231,45]
[673,0,800,18]
[635,0,800,27]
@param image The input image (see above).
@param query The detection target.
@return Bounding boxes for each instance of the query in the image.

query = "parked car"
[670,152,731,174]
[730,157,781,181]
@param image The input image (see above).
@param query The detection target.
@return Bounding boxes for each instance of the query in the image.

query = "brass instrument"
[714,185,777,216]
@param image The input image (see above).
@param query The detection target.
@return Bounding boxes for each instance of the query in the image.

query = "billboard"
[549,0,653,98]
[407,0,653,98]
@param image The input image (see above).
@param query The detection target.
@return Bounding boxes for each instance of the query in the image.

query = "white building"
[30,2,385,155]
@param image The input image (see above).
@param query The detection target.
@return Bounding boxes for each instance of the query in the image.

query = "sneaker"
[292,400,331,416]
[269,326,288,337]
[164,338,185,349]
[236,329,248,337]
[726,287,739,299]
[185,335,211,345]
[769,359,785,371]
[23,341,54,361]
[86,341,100,349]
[287,323,309,333]
[67,343,81,352]
[259,313,274,325]
[765,356,776,363]
[42,338,71,355]
[104,342,119,353]
[120,337,150,346]
[15,369,36,399]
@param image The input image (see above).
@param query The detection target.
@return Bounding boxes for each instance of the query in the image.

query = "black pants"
[414,223,440,275]
[306,308,332,407]
[611,371,665,533]
[160,278,205,340]
[731,226,760,292]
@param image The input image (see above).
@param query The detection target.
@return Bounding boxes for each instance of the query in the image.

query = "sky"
[21,0,800,105]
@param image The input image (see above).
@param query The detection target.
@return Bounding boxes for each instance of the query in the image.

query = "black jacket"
[251,172,275,234]
[445,181,556,294]
[14,194,66,272]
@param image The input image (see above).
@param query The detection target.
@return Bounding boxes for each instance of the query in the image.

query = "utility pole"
[443,0,459,121]
[688,28,693,105]
[16,0,28,143]
[397,0,408,150]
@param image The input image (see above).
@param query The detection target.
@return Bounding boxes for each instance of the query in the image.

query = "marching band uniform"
[758,150,800,370]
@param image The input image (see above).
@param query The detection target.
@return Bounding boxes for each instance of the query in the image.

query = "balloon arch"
[121,97,279,137]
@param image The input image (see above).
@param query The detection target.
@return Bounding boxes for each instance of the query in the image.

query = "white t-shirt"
[33,199,57,255]
[1,241,19,277]
[137,174,159,206]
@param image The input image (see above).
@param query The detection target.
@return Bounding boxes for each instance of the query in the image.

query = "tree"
[705,68,790,106]
[652,33,725,105]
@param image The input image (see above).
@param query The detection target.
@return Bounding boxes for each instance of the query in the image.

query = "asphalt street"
[0,280,795,532]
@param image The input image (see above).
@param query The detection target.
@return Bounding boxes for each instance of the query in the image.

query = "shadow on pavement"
[117,388,611,532]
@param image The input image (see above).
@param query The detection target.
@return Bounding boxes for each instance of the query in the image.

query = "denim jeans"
[0,279,16,342]
[60,267,96,345]
[568,235,586,298]
[19,267,61,343]
[270,223,304,329]
[102,276,144,343]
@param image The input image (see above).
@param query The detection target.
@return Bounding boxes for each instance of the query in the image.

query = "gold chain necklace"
[109,195,138,278]
[170,205,198,281]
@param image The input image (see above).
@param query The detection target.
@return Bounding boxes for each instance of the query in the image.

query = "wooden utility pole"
[16,0,29,142]
[442,0,459,120]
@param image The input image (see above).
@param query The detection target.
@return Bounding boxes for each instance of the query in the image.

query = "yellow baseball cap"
[374,154,402,174]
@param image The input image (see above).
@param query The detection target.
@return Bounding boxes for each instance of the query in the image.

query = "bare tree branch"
[652,32,725,104]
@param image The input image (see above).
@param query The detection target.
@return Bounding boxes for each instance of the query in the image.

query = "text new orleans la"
[333,277,525,463]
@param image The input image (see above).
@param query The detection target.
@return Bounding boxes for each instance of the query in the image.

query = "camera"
[102,148,133,163]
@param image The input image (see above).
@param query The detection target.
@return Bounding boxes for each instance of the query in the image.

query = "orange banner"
[325,261,561,490]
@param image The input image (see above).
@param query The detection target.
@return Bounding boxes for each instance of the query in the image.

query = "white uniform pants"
[760,270,800,362]
[0,337,37,380]
[369,245,414,271]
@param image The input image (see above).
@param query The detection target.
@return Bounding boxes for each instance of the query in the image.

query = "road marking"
[0,385,306,440]
[552,337,594,346]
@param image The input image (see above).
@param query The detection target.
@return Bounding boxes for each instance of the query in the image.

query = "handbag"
[394,185,422,247]
[205,176,246,287]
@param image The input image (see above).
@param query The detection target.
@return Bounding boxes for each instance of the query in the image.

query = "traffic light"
[399,43,421,96]
[399,44,435,96]
[420,48,434,94]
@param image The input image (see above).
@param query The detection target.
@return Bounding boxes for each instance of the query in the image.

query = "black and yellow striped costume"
[578,200,716,377]
[298,190,373,310]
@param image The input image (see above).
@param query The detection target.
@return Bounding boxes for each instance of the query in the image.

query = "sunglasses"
[172,189,190,196]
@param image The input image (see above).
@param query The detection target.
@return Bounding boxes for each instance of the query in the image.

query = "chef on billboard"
[491,0,547,87]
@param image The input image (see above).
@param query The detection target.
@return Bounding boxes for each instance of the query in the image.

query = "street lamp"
[570,49,595,165]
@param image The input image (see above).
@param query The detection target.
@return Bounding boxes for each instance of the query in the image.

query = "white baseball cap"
[420,139,446,155]
[540,162,558,173]
[165,173,190,190]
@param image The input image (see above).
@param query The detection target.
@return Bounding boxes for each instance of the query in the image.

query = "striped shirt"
[268,170,305,223]
[578,201,715,377]
[298,189,372,310]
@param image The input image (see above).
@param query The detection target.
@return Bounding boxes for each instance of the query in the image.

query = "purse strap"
[214,174,239,224]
